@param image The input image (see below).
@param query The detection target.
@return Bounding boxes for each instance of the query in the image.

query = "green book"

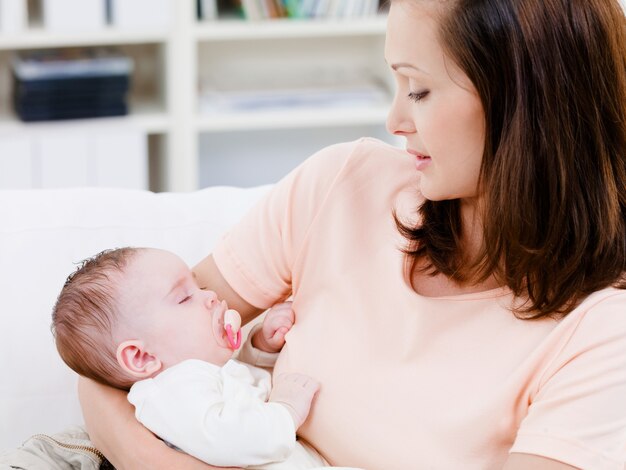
[283,0,302,18]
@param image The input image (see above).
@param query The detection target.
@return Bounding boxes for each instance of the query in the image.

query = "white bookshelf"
[0,29,168,50]
[196,105,389,132]
[0,1,392,191]
[194,16,387,41]
[0,100,169,134]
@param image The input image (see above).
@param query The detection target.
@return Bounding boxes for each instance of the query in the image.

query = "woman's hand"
[78,377,242,470]
[251,302,295,353]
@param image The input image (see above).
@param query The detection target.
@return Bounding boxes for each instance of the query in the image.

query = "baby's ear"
[116,340,162,379]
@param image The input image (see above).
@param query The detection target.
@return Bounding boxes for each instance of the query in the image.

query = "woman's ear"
[116,340,162,379]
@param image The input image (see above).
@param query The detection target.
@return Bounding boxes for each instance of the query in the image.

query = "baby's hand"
[252,302,294,353]
[269,373,320,429]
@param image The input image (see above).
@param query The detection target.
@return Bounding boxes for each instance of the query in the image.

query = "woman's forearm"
[78,377,241,470]
[192,254,263,325]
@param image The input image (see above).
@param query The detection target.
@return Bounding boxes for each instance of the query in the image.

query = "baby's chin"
[164,348,234,370]
[205,347,235,367]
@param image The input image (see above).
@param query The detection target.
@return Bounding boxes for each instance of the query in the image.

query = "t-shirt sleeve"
[213,140,361,309]
[510,292,626,470]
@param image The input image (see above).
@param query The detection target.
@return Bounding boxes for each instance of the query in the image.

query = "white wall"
[198,124,396,188]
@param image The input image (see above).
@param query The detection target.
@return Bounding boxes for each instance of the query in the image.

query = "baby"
[51,247,328,469]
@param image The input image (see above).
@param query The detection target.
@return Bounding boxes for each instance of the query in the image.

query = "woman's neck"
[409,198,502,297]
[460,198,485,264]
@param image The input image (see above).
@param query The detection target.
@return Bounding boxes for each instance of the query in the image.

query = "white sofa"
[0,185,271,452]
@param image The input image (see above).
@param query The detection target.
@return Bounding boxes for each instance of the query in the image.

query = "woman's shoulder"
[276,137,416,215]
[298,137,415,199]
[576,287,626,317]
[560,287,626,346]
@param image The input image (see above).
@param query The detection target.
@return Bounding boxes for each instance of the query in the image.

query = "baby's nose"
[203,290,219,307]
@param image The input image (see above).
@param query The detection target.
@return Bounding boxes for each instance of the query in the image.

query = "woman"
[79,0,626,468]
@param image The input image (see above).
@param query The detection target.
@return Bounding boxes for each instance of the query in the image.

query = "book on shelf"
[199,70,389,114]
[200,84,388,114]
[13,48,133,80]
[217,0,380,21]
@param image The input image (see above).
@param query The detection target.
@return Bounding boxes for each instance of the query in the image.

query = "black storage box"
[12,48,133,122]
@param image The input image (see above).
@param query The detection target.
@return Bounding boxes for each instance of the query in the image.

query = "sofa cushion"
[0,186,270,450]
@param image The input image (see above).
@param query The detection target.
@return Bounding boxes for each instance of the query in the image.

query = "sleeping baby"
[51,246,328,469]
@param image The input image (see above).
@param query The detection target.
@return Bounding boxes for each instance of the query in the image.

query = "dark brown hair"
[51,247,140,390]
[396,0,626,317]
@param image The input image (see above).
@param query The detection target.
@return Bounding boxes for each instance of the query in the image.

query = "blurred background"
[0,0,399,192]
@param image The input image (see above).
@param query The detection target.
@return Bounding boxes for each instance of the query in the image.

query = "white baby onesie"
[128,336,328,469]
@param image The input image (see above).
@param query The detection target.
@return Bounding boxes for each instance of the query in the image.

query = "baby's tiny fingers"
[271,326,289,339]
[273,316,294,330]
[302,378,321,393]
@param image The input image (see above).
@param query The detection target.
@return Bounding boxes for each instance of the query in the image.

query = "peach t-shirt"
[213,138,626,470]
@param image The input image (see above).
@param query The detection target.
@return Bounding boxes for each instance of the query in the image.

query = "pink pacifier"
[224,309,242,350]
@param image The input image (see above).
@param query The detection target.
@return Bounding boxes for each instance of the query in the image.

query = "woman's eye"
[408,91,429,102]
[179,295,192,304]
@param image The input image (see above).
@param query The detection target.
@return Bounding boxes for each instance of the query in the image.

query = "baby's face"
[115,248,234,370]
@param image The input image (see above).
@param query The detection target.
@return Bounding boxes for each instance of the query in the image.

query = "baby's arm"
[269,372,320,429]
[237,302,294,368]
[79,377,238,470]
[238,303,320,428]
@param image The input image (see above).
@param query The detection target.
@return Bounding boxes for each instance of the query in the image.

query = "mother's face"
[385,0,486,202]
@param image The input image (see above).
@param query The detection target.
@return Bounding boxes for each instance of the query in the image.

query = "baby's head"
[52,247,236,390]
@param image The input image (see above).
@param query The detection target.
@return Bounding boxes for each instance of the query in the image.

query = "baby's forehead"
[128,248,178,270]
[120,249,188,291]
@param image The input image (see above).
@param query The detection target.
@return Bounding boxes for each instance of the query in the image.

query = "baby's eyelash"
[179,295,192,304]
[408,91,429,102]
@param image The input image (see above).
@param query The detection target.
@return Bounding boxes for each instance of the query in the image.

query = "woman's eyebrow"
[391,62,430,75]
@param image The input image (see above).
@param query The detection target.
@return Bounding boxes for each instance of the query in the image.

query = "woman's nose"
[386,94,417,136]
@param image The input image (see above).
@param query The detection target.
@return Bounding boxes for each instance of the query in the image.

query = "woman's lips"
[407,149,432,171]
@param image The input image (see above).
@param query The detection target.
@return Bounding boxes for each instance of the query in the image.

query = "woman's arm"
[192,254,263,325]
[503,453,579,469]
[78,378,241,470]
